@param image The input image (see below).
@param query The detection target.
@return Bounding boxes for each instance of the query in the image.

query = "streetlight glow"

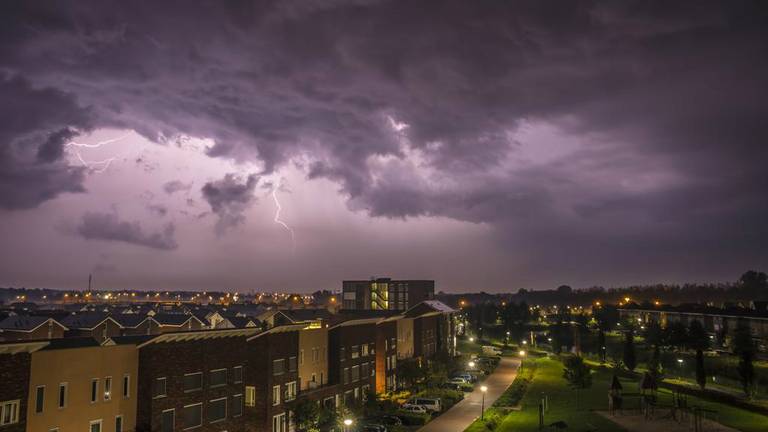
[343,419,353,426]
[519,350,526,357]
[481,385,488,392]
[468,361,475,368]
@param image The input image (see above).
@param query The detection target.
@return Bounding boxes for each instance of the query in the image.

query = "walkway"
[418,357,520,432]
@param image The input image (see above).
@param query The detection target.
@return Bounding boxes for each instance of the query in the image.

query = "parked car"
[360,423,387,432]
[449,377,468,385]
[454,373,477,383]
[401,404,428,414]
[407,397,442,412]
[482,345,502,356]
[440,382,464,391]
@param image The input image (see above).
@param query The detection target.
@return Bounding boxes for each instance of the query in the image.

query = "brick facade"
[0,352,31,432]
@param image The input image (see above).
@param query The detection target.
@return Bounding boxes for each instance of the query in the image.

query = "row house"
[0,341,47,432]
[0,316,67,341]
[61,312,123,343]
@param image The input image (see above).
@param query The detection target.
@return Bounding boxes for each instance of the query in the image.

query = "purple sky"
[1,1,767,293]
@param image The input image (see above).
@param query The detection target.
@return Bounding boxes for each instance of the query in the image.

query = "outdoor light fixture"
[519,350,526,357]
[469,337,475,342]
[468,361,476,368]
[344,419,353,426]
[677,358,684,364]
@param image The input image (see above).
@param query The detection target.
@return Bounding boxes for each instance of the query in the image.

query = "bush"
[396,412,431,425]
[493,360,536,407]
[483,410,503,430]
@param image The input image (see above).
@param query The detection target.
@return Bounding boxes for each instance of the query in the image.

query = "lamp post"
[343,418,353,432]
[677,358,684,381]
[480,385,488,420]
[468,361,476,369]
[519,350,526,372]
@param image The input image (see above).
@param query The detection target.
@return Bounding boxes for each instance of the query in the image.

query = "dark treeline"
[438,270,768,308]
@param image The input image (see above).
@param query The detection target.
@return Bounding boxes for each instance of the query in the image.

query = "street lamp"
[480,386,488,420]
[469,337,475,343]
[677,358,684,381]
[468,361,476,369]
[343,418,353,432]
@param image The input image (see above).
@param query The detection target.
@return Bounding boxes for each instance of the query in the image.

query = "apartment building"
[0,299,457,432]
[26,338,138,432]
[244,325,303,432]
[0,341,47,432]
[342,279,435,311]
[328,318,378,407]
[375,318,398,393]
[298,325,328,391]
[123,328,257,432]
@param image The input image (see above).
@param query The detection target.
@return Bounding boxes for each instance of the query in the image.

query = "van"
[407,397,442,412]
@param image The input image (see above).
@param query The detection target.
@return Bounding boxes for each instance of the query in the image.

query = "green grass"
[465,356,768,432]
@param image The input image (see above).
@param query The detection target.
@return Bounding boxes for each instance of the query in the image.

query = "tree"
[647,344,661,380]
[563,355,592,410]
[397,358,426,389]
[667,321,688,348]
[687,320,709,390]
[739,270,768,295]
[623,329,636,372]
[289,399,321,432]
[643,321,663,348]
[733,321,756,397]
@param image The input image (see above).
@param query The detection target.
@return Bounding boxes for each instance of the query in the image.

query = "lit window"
[272,385,281,406]
[272,413,286,432]
[89,419,102,432]
[285,382,297,401]
[0,400,20,425]
[245,386,256,407]
[104,377,112,401]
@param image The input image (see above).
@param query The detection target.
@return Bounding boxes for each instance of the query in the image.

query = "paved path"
[418,357,520,432]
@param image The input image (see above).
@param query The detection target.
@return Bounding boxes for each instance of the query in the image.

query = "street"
[418,356,521,432]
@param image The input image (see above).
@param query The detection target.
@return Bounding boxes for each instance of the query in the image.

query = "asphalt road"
[418,356,521,432]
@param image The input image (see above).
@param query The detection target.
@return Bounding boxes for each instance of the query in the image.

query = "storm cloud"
[1,1,767,289]
[76,211,178,250]
[201,173,259,234]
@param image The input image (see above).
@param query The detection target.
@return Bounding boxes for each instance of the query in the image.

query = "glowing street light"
[469,337,475,343]
[480,386,488,419]
[519,350,526,357]
[343,419,353,426]
[468,361,476,369]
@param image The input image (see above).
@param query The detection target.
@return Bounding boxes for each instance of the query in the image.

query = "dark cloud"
[146,204,168,217]
[0,74,91,209]
[1,1,767,283]
[201,173,259,234]
[76,211,178,250]
[163,180,192,195]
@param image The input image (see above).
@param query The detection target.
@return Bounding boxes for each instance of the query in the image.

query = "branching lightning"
[271,178,296,253]
[65,135,128,173]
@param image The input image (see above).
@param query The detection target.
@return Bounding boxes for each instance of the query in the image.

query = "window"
[122,375,130,398]
[370,343,375,355]
[115,415,123,432]
[273,359,285,375]
[58,383,67,408]
[89,419,102,432]
[182,403,202,430]
[288,356,297,372]
[351,345,359,359]
[340,347,345,361]
[272,385,281,406]
[245,386,256,407]
[370,361,375,376]
[35,386,45,413]
[184,372,203,392]
[362,344,369,356]
[343,367,350,385]
[0,400,20,425]
[208,398,227,423]
[210,369,227,387]
[231,394,243,417]
[91,379,99,403]
[272,413,286,432]
[161,409,175,432]
[361,363,369,378]
[285,381,297,401]
[299,350,304,365]
[104,377,112,401]
[233,366,243,383]
[153,377,167,398]
[351,365,360,382]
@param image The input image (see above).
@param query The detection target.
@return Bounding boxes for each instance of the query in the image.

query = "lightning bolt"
[65,135,128,173]
[271,179,296,254]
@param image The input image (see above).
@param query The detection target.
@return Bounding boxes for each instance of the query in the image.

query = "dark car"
[360,424,387,432]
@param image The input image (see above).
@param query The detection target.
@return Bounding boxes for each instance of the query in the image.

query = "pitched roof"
[152,313,202,326]
[110,313,149,328]
[0,315,66,332]
[227,316,259,328]
[60,312,119,330]
[41,337,101,351]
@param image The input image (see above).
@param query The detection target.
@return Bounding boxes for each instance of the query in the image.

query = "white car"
[449,377,468,385]
[401,404,428,414]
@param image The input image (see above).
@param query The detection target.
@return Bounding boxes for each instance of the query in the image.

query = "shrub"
[396,412,431,425]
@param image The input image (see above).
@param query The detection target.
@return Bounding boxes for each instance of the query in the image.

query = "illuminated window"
[245,386,256,407]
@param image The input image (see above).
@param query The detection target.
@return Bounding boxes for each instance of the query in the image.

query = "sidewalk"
[418,357,520,432]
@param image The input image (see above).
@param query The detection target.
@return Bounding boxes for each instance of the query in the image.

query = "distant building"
[342,278,434,311]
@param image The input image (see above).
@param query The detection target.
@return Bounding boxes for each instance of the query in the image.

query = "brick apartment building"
[0,299,456,432]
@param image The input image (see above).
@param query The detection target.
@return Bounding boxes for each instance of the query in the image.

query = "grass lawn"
[465,356,768,432]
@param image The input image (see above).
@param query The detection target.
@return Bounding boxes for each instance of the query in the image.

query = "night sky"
[1,1,767,292]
